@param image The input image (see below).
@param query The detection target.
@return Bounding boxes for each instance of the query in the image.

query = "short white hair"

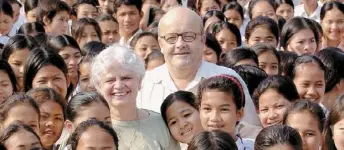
[91,44,145,88]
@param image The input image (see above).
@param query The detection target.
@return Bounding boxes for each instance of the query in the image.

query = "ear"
[43,16,51,26]
[236,108,244,121]
[65,120,75,133]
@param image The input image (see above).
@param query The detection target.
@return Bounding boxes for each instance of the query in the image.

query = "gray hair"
[91,44,145,89]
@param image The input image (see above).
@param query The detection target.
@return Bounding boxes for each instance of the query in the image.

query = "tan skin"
[0,71,14,102]
[4,130,42,150]
[8,49,30,91]
[76,126,117,150]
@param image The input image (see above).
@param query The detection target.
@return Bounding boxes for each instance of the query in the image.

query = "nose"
[209,110,221,122]
[306,86,318,99]
[19,65,24,76]
[175,36,186,49]
[114,80,124,89]
[69,57,78,66]
[179,118,188,129]
[47,81,58,92]
[46,119,56,128]
[267,109,278,120]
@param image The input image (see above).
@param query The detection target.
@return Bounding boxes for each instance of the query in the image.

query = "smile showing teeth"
[112,92,128,96]
[208,124,224,129]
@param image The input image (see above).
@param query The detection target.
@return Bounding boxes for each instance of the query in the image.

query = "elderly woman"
[91,44,180,150]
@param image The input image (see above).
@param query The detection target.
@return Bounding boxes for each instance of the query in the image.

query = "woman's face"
[79,62,96,92]
[203,46,218,64]
[224,9,243,29]
[321,7,344,42]
[4,130,42,150]
[247,26,277,47]
[46,11,69,35]
[165,101,203,144]
[77,4,99,19]
[99,20,120,45]
[11,3,21,23]
[276,4,294,21]
[258,89,291,128]
[258,51,279,76]
[215,28,238,52]
[285,111,322,150]
[0,11,14,35]
[251,1,278,23]
[26,9,37,23]
[3,104,39,133]
[8,49,29,90]
[32,65,68,100]
[0,70,13,103]
[293,63,325,104]
[77,25,100,48]
[134,36,160,59]
[39,101,64,149]
[333,118,344,150]
[200,0,220,17]
[287,29,317,55]
[76,126,117,150]
[98,0,115,14]
[59,47,82,78]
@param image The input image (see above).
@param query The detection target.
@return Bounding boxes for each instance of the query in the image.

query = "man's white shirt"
[294,2,323,22]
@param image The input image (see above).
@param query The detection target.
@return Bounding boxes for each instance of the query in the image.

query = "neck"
[120,28,139,43]
[304,2,318,16]
[71,76,78,88]
[327,39,341,47]
[110,103,139,121]
[167,62,202,90]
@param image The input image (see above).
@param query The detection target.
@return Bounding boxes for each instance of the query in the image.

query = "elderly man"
[137,7,260,126]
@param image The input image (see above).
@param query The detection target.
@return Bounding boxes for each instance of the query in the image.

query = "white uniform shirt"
[294,2,322,22]
[236,137,255,150]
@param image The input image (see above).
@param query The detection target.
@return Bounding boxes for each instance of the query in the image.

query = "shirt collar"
[119,28,142,47]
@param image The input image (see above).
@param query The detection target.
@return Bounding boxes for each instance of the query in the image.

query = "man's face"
[116,5,141,35]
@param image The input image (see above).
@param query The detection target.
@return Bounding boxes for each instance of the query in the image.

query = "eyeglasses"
[160,32,200,44]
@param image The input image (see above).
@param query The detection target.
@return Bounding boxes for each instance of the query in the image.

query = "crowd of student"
[0,0,344,149]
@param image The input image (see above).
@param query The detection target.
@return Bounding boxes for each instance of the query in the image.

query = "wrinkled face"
[258,89,291,128]
[77,25,101,48]
[166,101,203,144]
[99,20,120,45]
[72,103,111,130]
[247,26,277,47]
[199,90,242,136]
[200,0,220,17]
[8,49,29,91]
[133,36,160,59]
[251,1,278,23]
[0,71,13,103]
[332,118,344,150]
[215,28,238,52]
[77,4,98,19]
[161,0,181,12]
[0,12,13,35]
[11,3,21,23]
[285,112,322,150]
[79,62,96,92]
[4,130,42,150]
[3,104,39,133]
[46,11,69,35]
[115,5,141,36]
[26,9,37,23]
[76,127,117,150]
[224,9,243,29]
[39,101,64,149]
[321,8,344,42]
[276,4,294,21]
[203,46,218,64]
[59,47,82,78]
[258,51,279,76]
[293,63,325,104]
[287,29,317,55]
[98,0,115,14]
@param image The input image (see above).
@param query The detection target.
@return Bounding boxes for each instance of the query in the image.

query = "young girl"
[320,1,344,49]
[0,60,17,103]
[245,16,279,48]
[209,21,241,52]
[73,0,99,19]
[219,47,258,68]
[254,125,303,150]
[222,2,244,31]
[0,123,42,150]
[0,93,40,133]
[36,0,70,36]
[280,17,319,55]
[145,50,165,71]
[130,31,160,60]
[275,0,294,21]
[203,33,222,64]
[24,0,39,22]
[325,94,344,150]
[251,43,280,76]
[27,88,66,150]
[23,47,70,101]
[248,0,278,23]
[197,0,221,17]
[0,0,14,45]
[188,130,238,150]
[283,100,325,150]
[252,76,299,128]
[66,119,118,150]
[71,18,102,48]
[2,35,38,91]
[286,55,326,104]
[78,56,97,92]
[161,91,203,145]
[197,74,254,149]
[203,10,226,31]
[97,14,120,45]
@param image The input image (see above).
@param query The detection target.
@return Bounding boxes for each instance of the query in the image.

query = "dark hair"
[96,13,118,23]
[49,34,81,53]
[245,16,279,44]
[73,0,98,17]
[66,119,118,150]
[17,22,46,36]
[280,17,319,51]
[0,0,13,18]
[187,130,238,150]
[0,60,17,92]
[203,10,226,25]
[232,65,268,96]
[325,94,344,150]
[0,123,42,147]
[148,6,164,26]
[130,31,158,48]
[286,54,326,80]
[66,92,110,122]
[23,47,68,93]
[251,42,281,73]
[205,33,222,61]
[72,18,102,42]
[161,91,198,125]
[277,15,286,30]
[222,2,244,21]
[197,74,245,110]
[320,1,344,21]
[197,0,221,12]
[0,93,40,124]
[275,0,294,9]
[144,50,164,67]
[26,87,66,119]
[1,34,38,61]
[315,47,344,93]
[114,0,143,13]
[252,75,299,110]
[218,47,258,68]
[24,0,39,14]
[36,0,70,26]
[209,21,241,47]
[284,100,326,132]
[248,0,277,19]
[278,51,297,76]
[81,41,106,57]
[8,0,22,8]
[254,125,302,150]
